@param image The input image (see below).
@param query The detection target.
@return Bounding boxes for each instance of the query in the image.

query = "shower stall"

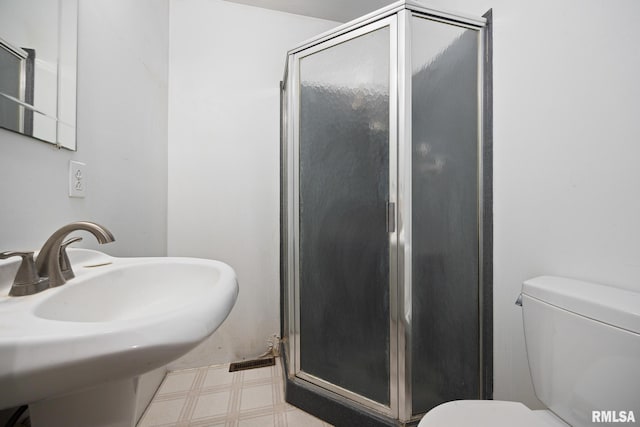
[280,1,492,424]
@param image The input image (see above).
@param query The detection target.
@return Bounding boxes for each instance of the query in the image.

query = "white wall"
[0,0,169,257]
[419,0,640,408]
[167,0,339,368]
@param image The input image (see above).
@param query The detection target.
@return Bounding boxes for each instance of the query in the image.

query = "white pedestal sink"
[0,249,239,427]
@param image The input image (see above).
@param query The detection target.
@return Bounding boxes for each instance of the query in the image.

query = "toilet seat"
[418,400,568,427]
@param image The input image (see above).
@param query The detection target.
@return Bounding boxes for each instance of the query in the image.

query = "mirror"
[0,0,78,150]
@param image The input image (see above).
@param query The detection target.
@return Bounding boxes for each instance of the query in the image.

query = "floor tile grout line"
[225,369,242,424]
[141,357,334,427]
[149,391,190,402]
[273,356,288,427]
[272,361,284,427]
[137,369,182,426]
[177,367,208,421]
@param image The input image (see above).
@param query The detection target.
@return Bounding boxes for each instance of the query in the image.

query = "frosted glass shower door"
[294,20,394,408]
[409,16,481,413]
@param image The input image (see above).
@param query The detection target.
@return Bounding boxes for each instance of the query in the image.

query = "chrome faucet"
[1,221,115,296]
[35,221,115,288]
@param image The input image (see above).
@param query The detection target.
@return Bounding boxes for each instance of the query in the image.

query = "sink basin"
[35,260,228,322]
[0,249,238,415]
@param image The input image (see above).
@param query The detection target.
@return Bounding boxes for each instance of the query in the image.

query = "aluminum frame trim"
[287,1,486,56]
[477,22,485,400]
[294,16,395,61]
[480,9,494,400]
[282,75,287,368]
[405,0,486,27]
[388,15,399,420]
[0,37,29,59]
[286,54,298,378]
[396,9,413,422]
[296,371,393,417]
[287,2,405,56]
[281,56,289,89]
[290,16,398,415]
[292,52,302,378]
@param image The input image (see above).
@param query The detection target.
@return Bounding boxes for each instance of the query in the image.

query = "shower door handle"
[386,202,396,233]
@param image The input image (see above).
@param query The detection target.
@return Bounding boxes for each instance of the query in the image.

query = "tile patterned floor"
[138,358,333,427]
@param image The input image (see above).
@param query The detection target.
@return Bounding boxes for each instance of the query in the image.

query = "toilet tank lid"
[522,276,640,334]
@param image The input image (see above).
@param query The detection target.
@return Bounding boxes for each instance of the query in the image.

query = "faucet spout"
[35,221,115,288]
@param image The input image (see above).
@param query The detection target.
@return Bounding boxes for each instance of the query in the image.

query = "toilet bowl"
[418,400,567,427]
[418,276,640,427]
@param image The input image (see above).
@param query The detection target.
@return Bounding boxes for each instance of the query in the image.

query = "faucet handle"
[0,251,48,296]
[0,251,39,285]
[59,237,83,280]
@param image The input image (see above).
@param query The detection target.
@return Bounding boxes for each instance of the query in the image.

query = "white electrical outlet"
[69,160,86,198]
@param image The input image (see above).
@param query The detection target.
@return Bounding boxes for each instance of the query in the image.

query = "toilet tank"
[521,276,640,427]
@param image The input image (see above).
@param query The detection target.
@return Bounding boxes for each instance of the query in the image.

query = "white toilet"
[419,276,640,427]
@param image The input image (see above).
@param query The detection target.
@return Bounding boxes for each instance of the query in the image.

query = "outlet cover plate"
[69,160,86,198]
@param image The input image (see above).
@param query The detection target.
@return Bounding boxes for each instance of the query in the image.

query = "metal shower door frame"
[397,10,487,423]
[287,15,399,418]
[282,2,489,423]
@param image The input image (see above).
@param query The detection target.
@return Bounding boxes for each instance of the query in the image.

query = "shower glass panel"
[298,26,391,406]
[410,16,480,413]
